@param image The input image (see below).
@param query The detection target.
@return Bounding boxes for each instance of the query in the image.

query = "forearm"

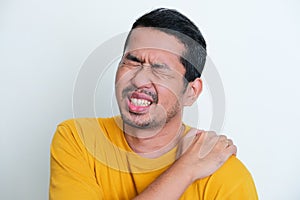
[133,161,192,200]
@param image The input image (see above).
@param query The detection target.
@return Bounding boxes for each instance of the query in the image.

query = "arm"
[50,123,236,200]
[133,130,237,200]
[201,156,258,200]
[49,123,103,200]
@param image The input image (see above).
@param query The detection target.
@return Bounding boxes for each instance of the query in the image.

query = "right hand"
[175,128,237,182]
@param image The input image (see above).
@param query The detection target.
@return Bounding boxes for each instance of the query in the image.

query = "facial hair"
[119,86,181,129]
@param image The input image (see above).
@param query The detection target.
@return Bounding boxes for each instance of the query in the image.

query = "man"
[50,8,258,199]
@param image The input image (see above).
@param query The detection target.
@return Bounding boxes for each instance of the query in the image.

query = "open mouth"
[127,91,155,113]
[130,98,151,107]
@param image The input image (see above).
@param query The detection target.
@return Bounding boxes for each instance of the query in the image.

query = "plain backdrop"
[1,0,300,199]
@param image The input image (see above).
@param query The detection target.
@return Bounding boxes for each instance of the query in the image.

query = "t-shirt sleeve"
[198,156,258,200]
[49,121,103,200]
[223,176,258,200]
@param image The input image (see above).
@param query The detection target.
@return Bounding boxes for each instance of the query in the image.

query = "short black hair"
[125,8,207,82]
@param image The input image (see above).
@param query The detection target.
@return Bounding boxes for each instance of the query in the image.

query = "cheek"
[157,86,183,105]
[115,68,136,101]
[115,69,126,98]
[115,67,123,84]
[115,67,134,85]
[158,79,185,96]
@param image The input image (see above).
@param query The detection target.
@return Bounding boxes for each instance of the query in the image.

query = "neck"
[124,118,185,158]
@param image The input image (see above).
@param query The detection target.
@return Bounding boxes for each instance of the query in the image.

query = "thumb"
[176,128,203,158]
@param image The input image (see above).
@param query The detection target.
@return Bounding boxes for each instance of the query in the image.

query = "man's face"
[115,27,188,130]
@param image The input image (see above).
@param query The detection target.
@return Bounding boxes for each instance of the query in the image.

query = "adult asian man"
[50,8,258,199]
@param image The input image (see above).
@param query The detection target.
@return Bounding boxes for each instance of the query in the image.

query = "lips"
[127,91,154,113]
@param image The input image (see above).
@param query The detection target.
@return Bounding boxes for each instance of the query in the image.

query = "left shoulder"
[198,156,258,199]
[214,156,253,181]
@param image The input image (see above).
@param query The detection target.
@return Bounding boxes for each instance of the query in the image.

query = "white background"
[1,0,300,199]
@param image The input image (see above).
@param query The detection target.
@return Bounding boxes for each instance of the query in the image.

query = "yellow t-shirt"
[49,117,258,199]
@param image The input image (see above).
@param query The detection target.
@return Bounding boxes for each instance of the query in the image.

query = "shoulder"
[52,117,113,145]
[198,156,258,199]
[213,156,253,181]
[55,117,118,133]
[51,117,120,159]
[52,116,121,146]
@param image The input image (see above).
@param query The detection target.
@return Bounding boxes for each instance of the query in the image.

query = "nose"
[130,64,153,88]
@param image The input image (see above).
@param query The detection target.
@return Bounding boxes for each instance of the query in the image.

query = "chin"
[122,113,165,129]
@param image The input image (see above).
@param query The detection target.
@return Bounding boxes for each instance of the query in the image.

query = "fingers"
[227,139,233,147]
[197,131,219,158]
[176,128,203,158]
[223,144,237,159]
[197,132,236,158]
[177,129,237,160]
[185,128,201,138]
[207,138,237,168]
[213,135,235,149]
[177,130,217,158]
[175,129,238,181]
[217,137,237,161]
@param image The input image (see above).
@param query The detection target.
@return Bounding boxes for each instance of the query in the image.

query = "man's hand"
[176,129,237,182]
[133,129,237,200]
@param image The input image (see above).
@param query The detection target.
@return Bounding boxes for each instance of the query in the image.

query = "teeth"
[131,98,151,106]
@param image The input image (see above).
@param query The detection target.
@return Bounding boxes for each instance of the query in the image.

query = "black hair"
[124,8,207,82]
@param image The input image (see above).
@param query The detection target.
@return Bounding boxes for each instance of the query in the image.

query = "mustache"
[122,86,158,103]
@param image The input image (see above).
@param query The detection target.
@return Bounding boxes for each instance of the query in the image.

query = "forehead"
[125,27,185,57]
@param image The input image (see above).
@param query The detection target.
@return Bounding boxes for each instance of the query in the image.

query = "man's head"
[115,8,205,131]
[125,8,207,83]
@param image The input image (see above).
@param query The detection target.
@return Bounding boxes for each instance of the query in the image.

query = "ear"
[183,78,203,106]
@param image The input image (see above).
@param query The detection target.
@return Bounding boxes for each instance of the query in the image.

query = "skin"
[115,27,199,153]
[115,27,237,199]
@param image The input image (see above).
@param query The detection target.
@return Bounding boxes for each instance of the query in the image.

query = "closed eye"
[126,53,142,63]
[151,63,169,70]
[151,63,175,79]
[121,53,142,68]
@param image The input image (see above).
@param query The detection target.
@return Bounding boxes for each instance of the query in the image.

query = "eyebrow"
[125,53,142,63]
[151,62,170,70]
[125,53,171,70]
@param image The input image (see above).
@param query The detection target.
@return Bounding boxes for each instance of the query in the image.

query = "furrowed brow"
[125,53,141,63]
